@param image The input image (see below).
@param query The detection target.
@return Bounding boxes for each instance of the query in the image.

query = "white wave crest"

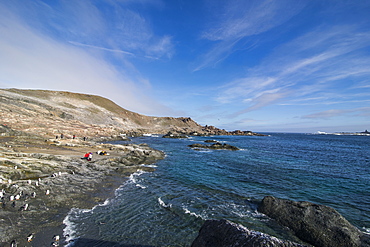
[139,164,158,168]
[183,207,205,219]
[136,184,146,189]
[127,170,147,184]
[158,197,172,208]
[63,208,86,245]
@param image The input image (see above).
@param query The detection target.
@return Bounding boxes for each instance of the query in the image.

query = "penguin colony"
[1,172,67,246]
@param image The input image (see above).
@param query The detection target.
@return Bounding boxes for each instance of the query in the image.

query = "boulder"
[191,219,307,247]
[258,196,370,247]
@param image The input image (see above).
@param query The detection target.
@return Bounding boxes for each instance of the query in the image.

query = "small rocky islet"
[188,141,240,151]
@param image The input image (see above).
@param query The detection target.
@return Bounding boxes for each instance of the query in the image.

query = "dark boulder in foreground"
[258,196,370,247]
[191,219,307,247]
[188,142,239,151]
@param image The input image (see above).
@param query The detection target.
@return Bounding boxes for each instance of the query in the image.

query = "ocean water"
[64,133,370,246]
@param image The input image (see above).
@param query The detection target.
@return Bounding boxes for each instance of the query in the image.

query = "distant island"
[315,130,370,136]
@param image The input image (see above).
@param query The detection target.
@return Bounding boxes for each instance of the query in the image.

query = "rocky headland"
[0,88,264,138]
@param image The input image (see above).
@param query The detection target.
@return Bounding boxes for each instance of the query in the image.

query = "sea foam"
[158,197,172,208]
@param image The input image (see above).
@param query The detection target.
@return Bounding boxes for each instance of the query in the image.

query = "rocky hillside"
[0,88,226,138]
[0,88,264,139]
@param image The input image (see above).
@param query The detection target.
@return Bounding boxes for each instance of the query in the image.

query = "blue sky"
[0,0,369,133]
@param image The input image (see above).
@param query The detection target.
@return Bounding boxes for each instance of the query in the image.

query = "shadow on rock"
[191,219,307,247]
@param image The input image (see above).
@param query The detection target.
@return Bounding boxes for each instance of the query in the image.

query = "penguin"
[46,189,50,195]
[12,201,16,208]
[15,194,20,200]
[52,235,60,241]
[31,192,36,198]
[10,239,17,247]
[50,241,59,246]
[27,233,34,242]
[20,203,29,211]
[9,195,14,201]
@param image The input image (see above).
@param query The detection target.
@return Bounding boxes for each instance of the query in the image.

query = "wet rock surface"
[258,196,370,247]
[191,219,308,247]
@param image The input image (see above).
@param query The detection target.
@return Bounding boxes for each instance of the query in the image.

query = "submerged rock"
[191,219,307,247]
[258,196,370,247]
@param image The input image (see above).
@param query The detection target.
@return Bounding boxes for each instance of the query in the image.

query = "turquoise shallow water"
[64,133,370,246]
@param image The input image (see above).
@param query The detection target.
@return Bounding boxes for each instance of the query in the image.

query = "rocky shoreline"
[2,131,370,247]
[0,133,164,247]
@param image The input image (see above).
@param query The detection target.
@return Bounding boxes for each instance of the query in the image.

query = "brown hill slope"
[0,88,232,138]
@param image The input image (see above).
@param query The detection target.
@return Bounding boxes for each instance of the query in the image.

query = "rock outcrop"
[162,131,188,138]
[191,219,307,247]
[188,142,239,151]
[258,196,370,247]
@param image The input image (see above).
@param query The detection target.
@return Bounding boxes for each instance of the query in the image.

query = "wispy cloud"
[230,92,287,117]
[0,1,174,115]
[194,0,306,71]
[302,107,370,119]
[69,41,135,56]
[302,109,350,119]
[216,24,370,117]
[6,1,174,60]
[202,0,304,41]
